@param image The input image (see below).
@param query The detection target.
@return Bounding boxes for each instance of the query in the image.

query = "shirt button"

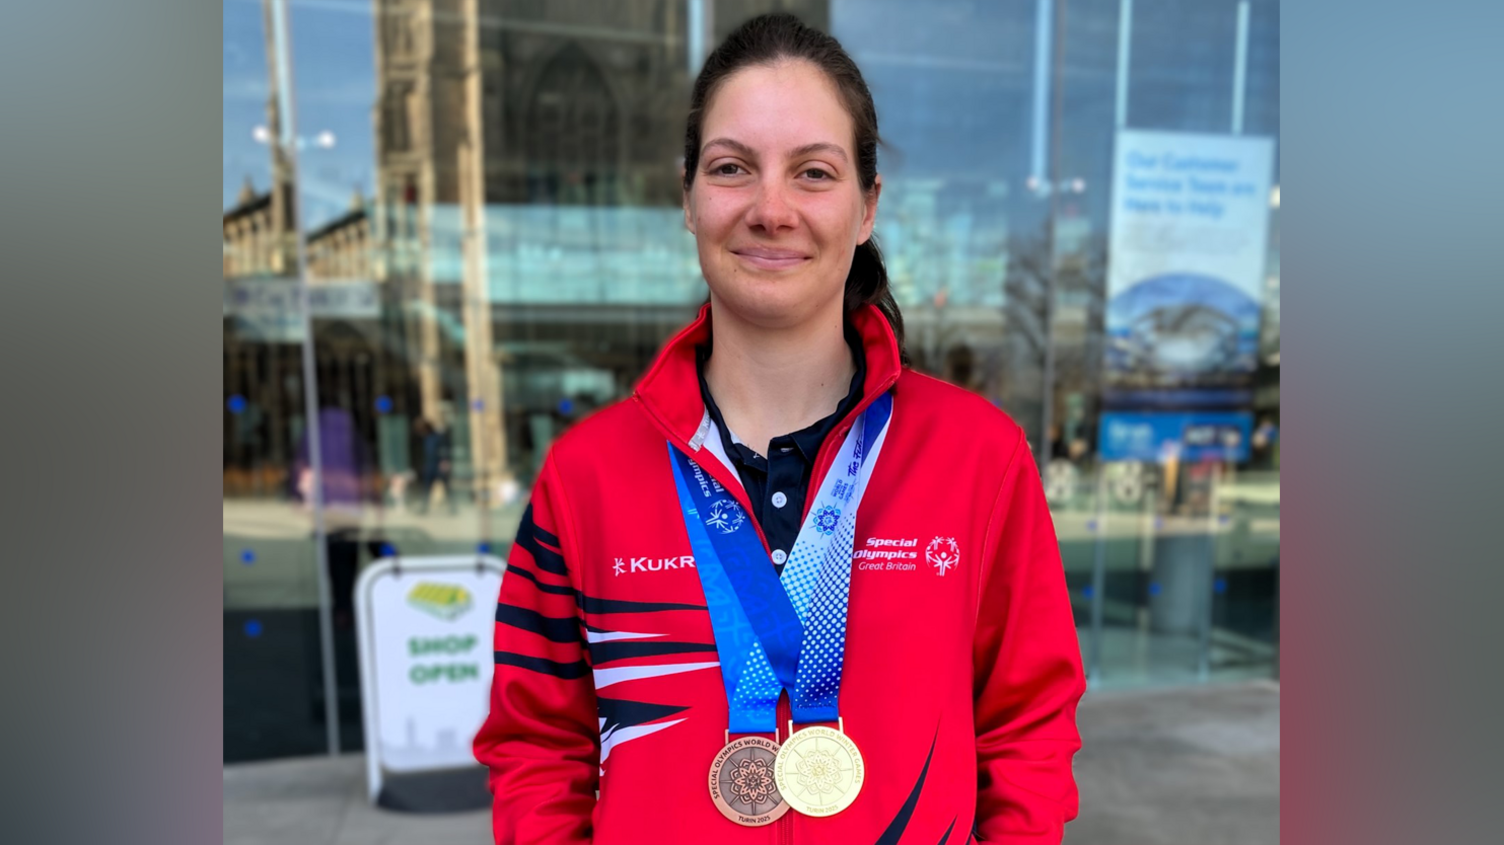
[771,549,788,565]
[771,491,788,508]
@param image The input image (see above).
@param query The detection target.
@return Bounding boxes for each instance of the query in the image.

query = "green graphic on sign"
[407,582,472,621]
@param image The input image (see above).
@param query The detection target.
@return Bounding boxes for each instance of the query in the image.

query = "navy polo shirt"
[695,325,867,575]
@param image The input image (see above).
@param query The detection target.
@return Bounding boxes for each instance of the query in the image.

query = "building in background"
[224,0,1280,763]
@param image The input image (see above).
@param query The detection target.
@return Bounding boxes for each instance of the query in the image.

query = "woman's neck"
[703,298,856,458]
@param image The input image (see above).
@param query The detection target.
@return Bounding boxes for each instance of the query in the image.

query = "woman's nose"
[745,178,799,232]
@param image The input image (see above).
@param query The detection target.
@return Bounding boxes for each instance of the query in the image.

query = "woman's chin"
[710,285,834,330]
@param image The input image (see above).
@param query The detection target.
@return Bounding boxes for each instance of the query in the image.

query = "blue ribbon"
[667,452,769,731]
[668,446,801,731]
[790,393,891,722]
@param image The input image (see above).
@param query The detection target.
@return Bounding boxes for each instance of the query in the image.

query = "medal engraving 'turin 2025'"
[708,735,789,826]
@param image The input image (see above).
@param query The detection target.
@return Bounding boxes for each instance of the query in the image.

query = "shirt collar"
[634,302,904,449]
[694,322,867,466]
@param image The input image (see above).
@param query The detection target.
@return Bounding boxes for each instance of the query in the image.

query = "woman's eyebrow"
[788,142,848,163]
[701,138,850,164]
[701,137,757,159]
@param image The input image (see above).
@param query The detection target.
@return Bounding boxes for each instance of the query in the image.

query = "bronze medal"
[708,735,790,826]
[772,724,865,817]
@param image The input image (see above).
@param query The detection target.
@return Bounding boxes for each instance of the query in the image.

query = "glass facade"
[224,0,1279,762]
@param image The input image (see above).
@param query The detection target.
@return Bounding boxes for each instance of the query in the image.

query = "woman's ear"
[858,174,883,244]
[681,166,696,234]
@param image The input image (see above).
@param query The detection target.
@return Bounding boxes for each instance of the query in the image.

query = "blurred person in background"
[1251,415,1280,469]
[1048,422,1071,462]
[292,405,376,628]
[412,416,454,514]
[474,13,1084,844]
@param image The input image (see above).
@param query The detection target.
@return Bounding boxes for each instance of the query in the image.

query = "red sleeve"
[972,428,1087,843]
[473,454,598,845]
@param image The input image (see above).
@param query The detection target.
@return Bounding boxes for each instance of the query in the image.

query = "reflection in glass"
[224,0,1280,761]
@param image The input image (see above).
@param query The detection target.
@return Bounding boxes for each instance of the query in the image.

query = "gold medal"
[708,735,790,826]
[772,723,865,817]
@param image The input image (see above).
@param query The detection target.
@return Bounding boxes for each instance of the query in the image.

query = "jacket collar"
[633,302,904,448]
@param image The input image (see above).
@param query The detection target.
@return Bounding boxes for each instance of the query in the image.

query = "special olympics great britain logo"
[706,499,746,534]
[926,537,961,576]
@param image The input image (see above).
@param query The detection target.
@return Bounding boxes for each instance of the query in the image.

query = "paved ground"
[1065,680,1279,845]
[224,680,1277,845]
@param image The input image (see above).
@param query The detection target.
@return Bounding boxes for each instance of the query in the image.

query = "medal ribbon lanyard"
[668,450,787,733]
[786,391,890,723]
[668,391,894,732]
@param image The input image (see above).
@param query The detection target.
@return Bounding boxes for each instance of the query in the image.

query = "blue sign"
[1098,411,1252,462]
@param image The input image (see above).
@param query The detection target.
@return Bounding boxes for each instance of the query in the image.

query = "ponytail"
[844,235,909,367]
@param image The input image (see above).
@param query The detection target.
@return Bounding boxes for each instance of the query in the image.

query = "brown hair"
[683,12,909,365]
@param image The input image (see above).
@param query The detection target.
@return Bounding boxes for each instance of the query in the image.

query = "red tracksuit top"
[474,303,1085,844]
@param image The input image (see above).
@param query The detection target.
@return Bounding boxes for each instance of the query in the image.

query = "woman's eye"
[803,168,832,181]
[713,163,743,176]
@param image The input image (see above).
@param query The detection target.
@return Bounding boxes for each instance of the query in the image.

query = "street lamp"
[252,125,337,150]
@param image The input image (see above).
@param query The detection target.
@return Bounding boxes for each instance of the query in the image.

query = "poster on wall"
[1105,130,1275,394]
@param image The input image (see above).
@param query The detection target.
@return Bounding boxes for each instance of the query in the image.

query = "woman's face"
[685,60,880,330]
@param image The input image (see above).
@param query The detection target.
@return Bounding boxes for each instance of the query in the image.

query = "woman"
[475,13,1084,844]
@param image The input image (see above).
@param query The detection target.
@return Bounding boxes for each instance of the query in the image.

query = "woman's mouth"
[732,247,810,271]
